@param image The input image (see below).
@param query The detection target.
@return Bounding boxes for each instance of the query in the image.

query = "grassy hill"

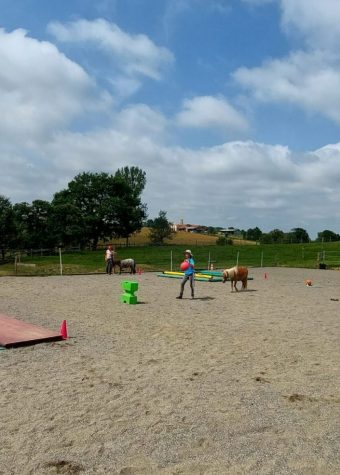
[109,228,256,246]
[110,228,218,246]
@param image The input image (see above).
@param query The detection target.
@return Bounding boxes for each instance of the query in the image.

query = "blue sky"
[1,0,340,236]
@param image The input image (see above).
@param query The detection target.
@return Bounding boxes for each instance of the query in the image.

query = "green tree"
[246,227,262,241]
[289,227,310,243]
[114,166,146,198]
[13,200,52,249]
[48,202,86,248]
[112,192,147,246]
[145,218,154,228]
[12,202,30,248]
[260,228,285,244]
[149,210,174,244]
[269,228,285,243]
[317,230,340,242]
[53,172,147,249]
[0,196,15,259]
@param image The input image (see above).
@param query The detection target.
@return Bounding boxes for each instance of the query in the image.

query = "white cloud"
[236,0,340,126]
[176,96,249,132]
[2,20,340,235]
[48,18,174,81]
[234,50,340,124]
[108,76,141,98]
[304,143,340,187]
[243,0,340,48]
[280,0,340,49]
[234,0,340,124]
[4,109,340,234]
[162,0,340,135]
[0,28,107,142]
[115,104,168,141]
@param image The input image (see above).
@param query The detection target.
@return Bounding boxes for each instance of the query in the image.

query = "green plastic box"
[120,281,139,305]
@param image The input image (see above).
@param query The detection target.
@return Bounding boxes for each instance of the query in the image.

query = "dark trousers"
[106,258,113,274]
[180,274,195,297]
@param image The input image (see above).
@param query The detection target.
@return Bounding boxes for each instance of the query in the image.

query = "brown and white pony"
[222,266,248,292]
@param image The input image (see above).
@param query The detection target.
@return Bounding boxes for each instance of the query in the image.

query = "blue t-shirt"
[185,257,195,276]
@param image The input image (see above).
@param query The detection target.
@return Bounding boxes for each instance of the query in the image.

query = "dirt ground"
[0,268,339,475]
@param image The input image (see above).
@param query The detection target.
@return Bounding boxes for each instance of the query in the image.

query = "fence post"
[236,251,240,266]
[208,251,211,270]
[59,248,63,276]
[170,250,173,271]
[260,251,264,267]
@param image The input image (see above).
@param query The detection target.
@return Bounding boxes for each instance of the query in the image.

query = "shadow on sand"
[179,296,215,301]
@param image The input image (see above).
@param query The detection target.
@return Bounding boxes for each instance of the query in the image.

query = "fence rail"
[317,250,340,266]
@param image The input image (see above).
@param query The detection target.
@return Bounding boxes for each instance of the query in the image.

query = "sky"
[1,0,340,236]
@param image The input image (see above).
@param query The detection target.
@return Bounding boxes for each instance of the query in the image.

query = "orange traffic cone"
[60,320,68,339]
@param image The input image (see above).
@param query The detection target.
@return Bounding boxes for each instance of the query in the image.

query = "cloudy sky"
[1,0,340,236]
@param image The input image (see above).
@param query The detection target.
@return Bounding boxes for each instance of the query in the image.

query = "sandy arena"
[0,268,339,475]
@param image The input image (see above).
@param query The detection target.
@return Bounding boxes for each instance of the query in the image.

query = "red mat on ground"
[0,314,62,348]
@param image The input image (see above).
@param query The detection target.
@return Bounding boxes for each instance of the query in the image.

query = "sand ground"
[0,268,339,475]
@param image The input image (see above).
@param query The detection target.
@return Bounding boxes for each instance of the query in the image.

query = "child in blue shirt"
[177,250,195,299]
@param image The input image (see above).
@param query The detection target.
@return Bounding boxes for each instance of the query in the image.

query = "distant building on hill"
[219,227,243,237]
[172,219,208,234]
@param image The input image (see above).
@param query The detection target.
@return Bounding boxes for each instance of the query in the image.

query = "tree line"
[0,167,147,257]
[226,227,340,244]
[246,227,340,244]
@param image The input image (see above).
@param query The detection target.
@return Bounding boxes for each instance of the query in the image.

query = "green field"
[1,241,339,276]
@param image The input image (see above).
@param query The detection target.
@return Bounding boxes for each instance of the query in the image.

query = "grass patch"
[1,241,338,276]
